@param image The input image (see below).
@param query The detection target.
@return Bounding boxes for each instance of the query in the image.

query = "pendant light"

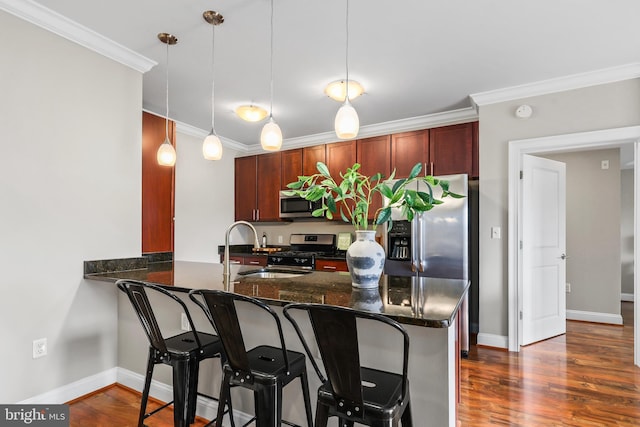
[202,11,224,161]
[260,0,283,151]
[334,0,359,140]
[157,33,178,167]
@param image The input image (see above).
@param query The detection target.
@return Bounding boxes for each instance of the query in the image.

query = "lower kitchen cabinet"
[222,255,267,267]
[315,259,348,272]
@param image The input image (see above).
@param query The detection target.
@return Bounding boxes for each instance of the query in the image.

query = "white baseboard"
[19,367,253,426]
[18,368,118,404]
[476,333,508,349]
[566,309,623,325]
[621,293,635,302]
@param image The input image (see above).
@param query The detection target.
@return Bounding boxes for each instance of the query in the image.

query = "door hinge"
[519,240,523,250]
[519,310,523,320]
[519,170,523,179]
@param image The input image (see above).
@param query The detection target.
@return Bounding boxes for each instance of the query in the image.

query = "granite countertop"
[218,244,347,260]
[84,259,468,328]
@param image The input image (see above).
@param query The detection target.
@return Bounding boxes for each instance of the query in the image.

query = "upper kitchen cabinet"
[326,140,357,176]
[302,144,326,176]
[429,122,477,177]
[326,140,357,221]
[234,153,282,222]
[357,135,391,219]
[142,111,175,254]
[391,130,429,178]
[281,148,302,189]
[391,123,478,179]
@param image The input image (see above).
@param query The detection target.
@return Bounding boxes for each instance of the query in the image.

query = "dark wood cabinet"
[391,123,478,178]
[326,140,357,221]
[302,144,326,176]
[234,156,258,222]
[142,111,175,254]
[391,130,429,178]
[281,148,303,189]
[315,258,348,272]
[429,123,475,176]
[256,152,282,221]
[235,153,282,222]
[357,135,391,220]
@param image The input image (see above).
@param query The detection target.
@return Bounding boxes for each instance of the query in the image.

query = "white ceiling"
[6,0,640,152]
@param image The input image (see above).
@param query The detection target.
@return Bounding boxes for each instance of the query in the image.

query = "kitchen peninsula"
[85,258,468,427]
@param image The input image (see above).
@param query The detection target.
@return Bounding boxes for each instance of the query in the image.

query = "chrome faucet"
[224,220,260,285]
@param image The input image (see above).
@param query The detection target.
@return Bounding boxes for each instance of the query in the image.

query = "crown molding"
[243,106,478,155]
[470,63,640,107]
[175,120,248,153]
[0,0,156,73]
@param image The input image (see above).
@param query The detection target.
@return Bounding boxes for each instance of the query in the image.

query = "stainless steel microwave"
[279,191,323,218]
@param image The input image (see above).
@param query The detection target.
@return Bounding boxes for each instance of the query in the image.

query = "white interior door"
[521,154,567,345]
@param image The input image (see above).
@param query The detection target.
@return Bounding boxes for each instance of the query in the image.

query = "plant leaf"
[317,162,330,177]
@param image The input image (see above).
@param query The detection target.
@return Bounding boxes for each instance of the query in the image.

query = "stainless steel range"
[267,234,337,269]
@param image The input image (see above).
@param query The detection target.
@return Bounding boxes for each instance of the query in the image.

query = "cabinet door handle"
[230,260,241,264]
[323,265,337,270]
[248,261,260,265]
[430,162,434,176]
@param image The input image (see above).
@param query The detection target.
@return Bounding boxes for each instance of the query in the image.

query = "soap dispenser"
[261,232,267,248]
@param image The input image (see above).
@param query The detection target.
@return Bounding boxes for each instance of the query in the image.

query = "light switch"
[491,226,501,239]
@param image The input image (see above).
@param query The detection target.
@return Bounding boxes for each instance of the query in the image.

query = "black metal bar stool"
[283,303,412,427]
[189,289,314,427]
[117,280,233,427]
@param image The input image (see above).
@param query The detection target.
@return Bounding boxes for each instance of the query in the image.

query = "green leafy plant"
[284,162,464,230]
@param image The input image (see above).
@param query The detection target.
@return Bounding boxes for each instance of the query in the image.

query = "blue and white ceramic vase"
[346,230,385,289]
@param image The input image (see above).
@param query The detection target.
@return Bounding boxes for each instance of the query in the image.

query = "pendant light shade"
[203,11,224,161]
[260,117,283,151]
[335,99,359,139]
[157,33,177,166]
[157,136,177,166]
[202,131,223,160]
[335,0,359,140]
[261,0,282,151]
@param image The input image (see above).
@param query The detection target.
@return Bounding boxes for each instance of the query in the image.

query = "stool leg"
[300,370,313,427]
[187,359,200,423]
[254,383,281,427]
[214,371,232,427]
[314,401,329,427]
[172,358,190,427]
[400,399,412,427]
[138,349,156,427]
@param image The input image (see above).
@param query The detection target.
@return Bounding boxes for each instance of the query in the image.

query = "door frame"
[508,125,640,365]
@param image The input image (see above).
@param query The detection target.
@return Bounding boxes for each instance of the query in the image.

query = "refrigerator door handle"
[412,216,423,272]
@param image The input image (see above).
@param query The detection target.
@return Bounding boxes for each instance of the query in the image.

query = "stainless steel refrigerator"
[383,173,470,355]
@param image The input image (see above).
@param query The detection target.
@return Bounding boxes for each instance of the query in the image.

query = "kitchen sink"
[237,268,312,279]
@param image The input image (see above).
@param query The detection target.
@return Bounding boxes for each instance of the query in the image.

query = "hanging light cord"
[210,23,216,131]
[165,40,170,139]
[269,0,275,118]
[345,0,350,102]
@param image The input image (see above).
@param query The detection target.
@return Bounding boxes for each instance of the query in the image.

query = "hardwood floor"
[458,302,640,426]
[68,303,639,426]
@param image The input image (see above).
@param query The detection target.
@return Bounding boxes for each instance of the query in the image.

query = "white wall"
[173,131,238,263]
[542,149,621,316]
[478,79,640,340]
[0,11,142,402]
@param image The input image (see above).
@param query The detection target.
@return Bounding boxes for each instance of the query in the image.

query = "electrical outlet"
[181,313,191,331]
[278,235,283,244]
[566,283,571,293]
[33,338,47,359]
